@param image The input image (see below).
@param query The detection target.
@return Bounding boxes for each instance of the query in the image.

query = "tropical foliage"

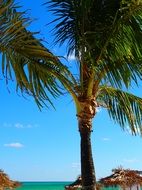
[1,0,142,190]
[0,0,71,108]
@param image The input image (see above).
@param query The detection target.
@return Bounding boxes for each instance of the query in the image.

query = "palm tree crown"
[45,0,142,134]
[1,0,142,132]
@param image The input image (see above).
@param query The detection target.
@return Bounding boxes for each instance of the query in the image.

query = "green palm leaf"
[0,0,76,108]
[98,86,142,135]
[99,3,142,88]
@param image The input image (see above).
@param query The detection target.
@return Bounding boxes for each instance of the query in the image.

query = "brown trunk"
[79,121,96,190]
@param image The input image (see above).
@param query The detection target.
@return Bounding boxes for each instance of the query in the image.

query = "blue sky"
[0,0,142,182]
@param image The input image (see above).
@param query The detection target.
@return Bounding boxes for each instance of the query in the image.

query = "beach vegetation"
[0,169,21,189]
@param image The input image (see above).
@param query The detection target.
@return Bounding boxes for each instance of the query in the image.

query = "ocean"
[15,182,122,190]
[16,182,71,190]
[15,183,142,190]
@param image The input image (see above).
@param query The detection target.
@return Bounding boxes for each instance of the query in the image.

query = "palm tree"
[44,1,142,189]
[1,0,142,190]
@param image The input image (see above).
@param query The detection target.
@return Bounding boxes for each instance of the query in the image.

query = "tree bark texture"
[79,124,96,190]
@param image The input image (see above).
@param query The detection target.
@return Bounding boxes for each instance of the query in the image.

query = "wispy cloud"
[4,142,24,148]
[3,122,38,129]
[96,107,101,113]
[101,137,110,141]
[15,123,36,129]
[15,123,24,129]
[67,54,76,61]
[64,52,76,61]
[71,162,80,168]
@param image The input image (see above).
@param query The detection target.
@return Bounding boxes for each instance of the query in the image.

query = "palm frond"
[46,0,121,56]
[46,0,142,92]
[98,86,142,135]
[98,2,142,89]
[0,0,76,108]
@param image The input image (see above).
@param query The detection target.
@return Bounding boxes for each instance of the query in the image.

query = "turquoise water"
[16,182,71,190]
[15,182,121,190]
[14,183,142,190]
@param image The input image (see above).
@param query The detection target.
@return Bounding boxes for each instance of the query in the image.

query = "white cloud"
[101,137,110,141]
[15,123,24,128]
[67,54,76,61]
[4,142,24,148]
[65,52,76,61]
[3,122,38,129]
[96,107,101,113]
[14,123,38,129]
[71,162,80,168]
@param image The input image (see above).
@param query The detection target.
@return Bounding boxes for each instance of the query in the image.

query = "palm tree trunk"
[79,121,96,190]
